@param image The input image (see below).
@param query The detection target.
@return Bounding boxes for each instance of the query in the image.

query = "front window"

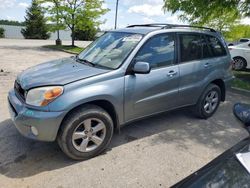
[134,33,175,69]
[78,32,143,69]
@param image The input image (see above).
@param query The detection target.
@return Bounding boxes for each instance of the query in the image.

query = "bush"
[0,27,4,38]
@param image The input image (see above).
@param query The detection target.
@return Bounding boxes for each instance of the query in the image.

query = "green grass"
[43,45,84,54]
[232,70,250,91]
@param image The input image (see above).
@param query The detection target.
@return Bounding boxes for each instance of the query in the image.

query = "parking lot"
[0,39,250,188]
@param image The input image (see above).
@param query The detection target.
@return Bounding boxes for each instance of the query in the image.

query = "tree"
[21,0,50,39]
[224,24,250,42]
[0,27,5,38]
[75,25,99,41]
[41,0,108,46]
[163,0,250,31]
[0,20,24,26]
[40,0,65,45]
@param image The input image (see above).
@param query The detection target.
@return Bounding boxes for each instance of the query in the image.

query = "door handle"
[167,70,177,77]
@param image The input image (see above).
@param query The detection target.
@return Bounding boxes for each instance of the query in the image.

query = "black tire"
[57,105,114,160]
[193,84,221,119]
[233,57,247,71]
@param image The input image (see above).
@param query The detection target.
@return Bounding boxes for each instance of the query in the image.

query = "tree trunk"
[71,26,75,47]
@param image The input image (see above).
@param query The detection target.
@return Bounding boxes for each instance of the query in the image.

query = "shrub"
[0,27,4,38]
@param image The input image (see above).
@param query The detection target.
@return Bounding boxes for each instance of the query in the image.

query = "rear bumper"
[8,89,67,141]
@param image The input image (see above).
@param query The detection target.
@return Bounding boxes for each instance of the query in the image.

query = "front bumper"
[8,89,66,141]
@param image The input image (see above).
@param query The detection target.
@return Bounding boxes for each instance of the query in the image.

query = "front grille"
[14,80,25,100]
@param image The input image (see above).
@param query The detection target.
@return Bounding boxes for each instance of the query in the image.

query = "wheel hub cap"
[204,90,219,114]
[72,118,106,152]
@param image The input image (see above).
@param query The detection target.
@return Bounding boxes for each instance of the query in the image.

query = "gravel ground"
[0,39,250,188]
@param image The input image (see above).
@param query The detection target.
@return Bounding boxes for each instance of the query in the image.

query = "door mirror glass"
[133,62,151,74]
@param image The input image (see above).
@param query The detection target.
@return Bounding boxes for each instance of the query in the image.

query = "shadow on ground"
[0,92,249,179]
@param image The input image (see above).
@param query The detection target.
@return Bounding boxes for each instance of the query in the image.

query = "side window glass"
[206,35,227,57]
[202,36,213,58]
[180,34,202,62]
[134,34,175,69]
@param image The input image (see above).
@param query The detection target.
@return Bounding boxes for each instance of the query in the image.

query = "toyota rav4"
[8,24,233,160]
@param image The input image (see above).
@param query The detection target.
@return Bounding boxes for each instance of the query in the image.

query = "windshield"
[77,32,143,69]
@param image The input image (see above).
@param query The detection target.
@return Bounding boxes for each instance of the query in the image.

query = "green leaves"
[21,0,50,39]
[40,0,109,46]
[163,0,249,32]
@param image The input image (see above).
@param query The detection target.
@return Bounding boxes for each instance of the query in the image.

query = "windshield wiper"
[76,56,95,67]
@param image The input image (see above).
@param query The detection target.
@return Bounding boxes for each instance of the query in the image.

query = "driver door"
[124,33,180,122]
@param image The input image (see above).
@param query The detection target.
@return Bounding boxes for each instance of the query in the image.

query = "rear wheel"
[57,105,114,160]
[193,84,221,119]
[233,57,247,71]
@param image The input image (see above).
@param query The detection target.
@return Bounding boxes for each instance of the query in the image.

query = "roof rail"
[127,23,216,32]
[127,23,171,28]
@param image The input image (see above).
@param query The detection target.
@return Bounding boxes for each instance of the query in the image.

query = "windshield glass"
[78,32,143,69]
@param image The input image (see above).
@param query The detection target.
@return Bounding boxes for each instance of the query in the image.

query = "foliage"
[74,26,98,41]
[224,25,250,42]
[0,20,25,26]
[21,0,50,39]
[43,45,84,54]
[0,27,4,38]
[232,70,250,91]
[40,0,109,46]
[163,0,250,31]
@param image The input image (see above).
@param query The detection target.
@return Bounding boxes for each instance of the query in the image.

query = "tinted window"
[239,39,249,43]
[180,34,202,62]
[201,36,213,58]
[134,34,175,69]
[206,35,227,57]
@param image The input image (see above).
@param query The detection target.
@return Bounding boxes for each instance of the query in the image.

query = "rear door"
[177,33,208,105]
[124,33,180,121]
[178,33,228,106]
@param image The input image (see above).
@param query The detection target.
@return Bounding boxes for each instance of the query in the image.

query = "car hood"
[17,57,110,90]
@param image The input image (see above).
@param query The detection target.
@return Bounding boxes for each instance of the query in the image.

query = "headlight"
[26,86,63,106]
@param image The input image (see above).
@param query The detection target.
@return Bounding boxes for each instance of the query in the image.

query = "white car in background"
[229,41,250,70]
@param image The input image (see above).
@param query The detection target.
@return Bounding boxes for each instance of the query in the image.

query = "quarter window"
[134,34,175,69]
[180,34,202,62]
[206,35,227,57]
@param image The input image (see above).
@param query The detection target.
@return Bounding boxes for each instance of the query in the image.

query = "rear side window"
[206,35,227,57]
[180,34,202,62]
[134,33,175,69]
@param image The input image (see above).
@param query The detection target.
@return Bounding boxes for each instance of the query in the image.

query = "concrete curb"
[229,87,250,97]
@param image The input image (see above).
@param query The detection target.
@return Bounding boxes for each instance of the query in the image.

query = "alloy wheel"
[72,118,106,152]
[203,90,219,114]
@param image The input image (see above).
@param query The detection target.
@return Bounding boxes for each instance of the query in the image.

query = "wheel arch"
[211,79,226,101]
[58,100,120,136]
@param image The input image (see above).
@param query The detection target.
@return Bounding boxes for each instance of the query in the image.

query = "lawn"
[232,70,250,91]
[43,45,84,54]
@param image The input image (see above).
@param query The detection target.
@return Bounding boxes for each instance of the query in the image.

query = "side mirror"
[248,43,250,47]
[132,62,151,74]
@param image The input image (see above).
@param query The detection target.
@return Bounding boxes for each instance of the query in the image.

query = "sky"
[0,0,249,30]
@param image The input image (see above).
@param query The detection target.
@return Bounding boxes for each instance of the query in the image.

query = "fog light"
[31,126,38,136]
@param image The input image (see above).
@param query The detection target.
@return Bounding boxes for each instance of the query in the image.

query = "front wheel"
[57,105,114,160]
[193,84,221,119]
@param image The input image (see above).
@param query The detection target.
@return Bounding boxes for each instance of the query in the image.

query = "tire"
[233,57,247,71]
[57,105,114,160]
[193,84,221,119]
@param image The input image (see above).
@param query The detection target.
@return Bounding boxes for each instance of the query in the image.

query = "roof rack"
[127,23,216,32]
